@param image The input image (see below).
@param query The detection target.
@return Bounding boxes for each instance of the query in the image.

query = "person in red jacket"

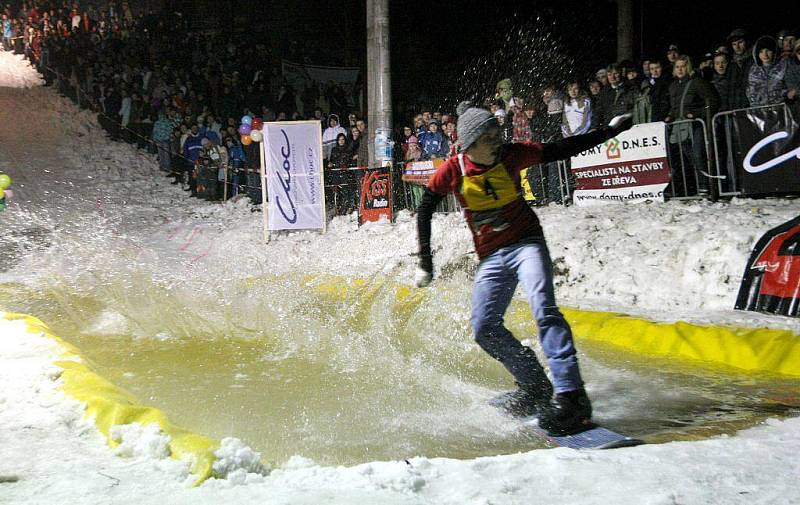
[414,100,631,436]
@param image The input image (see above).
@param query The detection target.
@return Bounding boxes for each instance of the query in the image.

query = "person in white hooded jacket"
[561,82,592,137]
[322,114,347,159]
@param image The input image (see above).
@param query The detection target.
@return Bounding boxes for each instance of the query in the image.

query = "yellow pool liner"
[4,274,799,485]
[2,312,220,485]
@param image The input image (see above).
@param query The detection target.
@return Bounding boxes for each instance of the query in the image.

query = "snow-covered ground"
[1,54,799,504]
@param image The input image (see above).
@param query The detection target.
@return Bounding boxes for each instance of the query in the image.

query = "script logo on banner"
[264,121,325,231]
[733,108,800,195]
[359,168,392,224]
[570,122,672,206]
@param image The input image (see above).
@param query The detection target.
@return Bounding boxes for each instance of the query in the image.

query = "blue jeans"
[471,239,583,393]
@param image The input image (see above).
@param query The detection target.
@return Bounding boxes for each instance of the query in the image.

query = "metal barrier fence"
[711,103,796,197]
[35,57,800,212]
[664,118,713,199]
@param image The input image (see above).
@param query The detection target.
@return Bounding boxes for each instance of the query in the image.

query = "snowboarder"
[414,100,632,436]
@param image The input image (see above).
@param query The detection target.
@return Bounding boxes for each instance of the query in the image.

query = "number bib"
[458,161,519,211]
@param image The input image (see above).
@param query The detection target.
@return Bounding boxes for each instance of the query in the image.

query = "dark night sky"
[204,0,799,114]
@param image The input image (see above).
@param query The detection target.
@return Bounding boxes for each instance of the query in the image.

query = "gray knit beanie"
[456,101,496,153]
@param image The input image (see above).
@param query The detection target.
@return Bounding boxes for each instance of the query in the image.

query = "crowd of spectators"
[394,27,799,201]
[3,1,799,205]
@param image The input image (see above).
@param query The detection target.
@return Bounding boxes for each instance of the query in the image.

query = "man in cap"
[726,28,752,109]
[413,101,632,436]
[665,44,680,77]
[777,29,797,61]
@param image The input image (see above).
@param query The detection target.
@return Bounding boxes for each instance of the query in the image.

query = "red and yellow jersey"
[426,142,546,259]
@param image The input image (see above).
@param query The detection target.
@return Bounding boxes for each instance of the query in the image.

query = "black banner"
[732,108,800,195]
[735,216,800,317]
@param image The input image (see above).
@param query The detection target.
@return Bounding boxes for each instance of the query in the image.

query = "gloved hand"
[415,253,433,288]
[607,112,633,133]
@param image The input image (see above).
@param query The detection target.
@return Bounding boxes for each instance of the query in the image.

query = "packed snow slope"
[1,54,799,504]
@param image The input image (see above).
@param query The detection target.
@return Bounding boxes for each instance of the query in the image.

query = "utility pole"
[617,0,634,62]
[366,0,392,167]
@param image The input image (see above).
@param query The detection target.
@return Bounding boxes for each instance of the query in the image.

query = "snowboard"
[520,418,644,450]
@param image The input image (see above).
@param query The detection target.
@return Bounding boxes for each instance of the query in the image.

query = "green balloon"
[0,174,10,190]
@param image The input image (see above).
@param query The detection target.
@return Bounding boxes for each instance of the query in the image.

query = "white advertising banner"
[282,60,360,108]
[263,121,325,231]
[570,122,672,206]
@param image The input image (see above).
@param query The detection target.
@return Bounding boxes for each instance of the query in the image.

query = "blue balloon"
[241,115,253,126]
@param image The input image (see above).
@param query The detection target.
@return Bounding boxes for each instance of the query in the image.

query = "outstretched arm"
[541,113,632,163]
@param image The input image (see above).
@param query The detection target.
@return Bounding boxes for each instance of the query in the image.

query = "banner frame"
[261,120,327,241]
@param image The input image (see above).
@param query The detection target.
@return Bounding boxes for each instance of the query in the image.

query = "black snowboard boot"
[490,380,554,418]
[537,388,593,436]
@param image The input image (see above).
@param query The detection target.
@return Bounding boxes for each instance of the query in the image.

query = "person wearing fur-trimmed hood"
[747,35,795,106]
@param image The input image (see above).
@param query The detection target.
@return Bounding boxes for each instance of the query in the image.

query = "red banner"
[359,168,392,224]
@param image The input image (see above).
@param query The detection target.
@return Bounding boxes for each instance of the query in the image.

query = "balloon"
[252,118,264,130]
[241,115,253,126]
[0,174,11,190]
[0,189,4,199]
[238,124,252,136]
[250,130,263,143]
[241,134,252,146]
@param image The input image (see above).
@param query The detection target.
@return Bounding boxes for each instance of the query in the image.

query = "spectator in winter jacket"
[494,109,513,144]
[667,55,721,125]
[404,135,422,162]
[511,99,532,143]
[747,36,793,106]
[400,125,415,159]
[152,110,175,173]
[561,82,591,137]
[421,120,449,159]
[665,44,680,77]
[777,29,797,61]
[726,28,753,110]
[711,52,732,111]
[444,121,458,156]
[328,133,351,169]
[594,64,637,127]
[666,55,720,195]
[183,125,203,163]
[647,59,672,121]
[786,40,800,97]
[322,114,346,159]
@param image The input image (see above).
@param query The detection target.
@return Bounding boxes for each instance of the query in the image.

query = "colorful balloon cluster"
[240,115,264,145]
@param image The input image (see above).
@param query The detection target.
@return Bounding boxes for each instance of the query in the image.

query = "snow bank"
[1,48,799,504]
[0,51,44,88]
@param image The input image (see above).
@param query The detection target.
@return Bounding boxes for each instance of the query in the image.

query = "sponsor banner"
[359,168,392,224]
[263,121,325,231]
[282,60,360,108]
[733,108,800,195]
[572,183,666,205]
[735,216,800,317]
[401,159,445,185]
[570,122,671,206]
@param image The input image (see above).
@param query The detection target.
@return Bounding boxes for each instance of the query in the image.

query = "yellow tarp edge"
[2,311,220,485]
[300,274,800,378]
